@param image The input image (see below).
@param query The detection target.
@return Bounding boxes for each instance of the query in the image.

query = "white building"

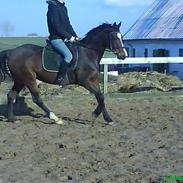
[124,0,183,78]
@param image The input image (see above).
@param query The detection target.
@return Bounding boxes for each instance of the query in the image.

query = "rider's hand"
[75,37,80,41]
[69,36,76,42]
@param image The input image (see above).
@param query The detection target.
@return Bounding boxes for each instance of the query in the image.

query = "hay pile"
[19,72,183,96]
[107,72,182,93]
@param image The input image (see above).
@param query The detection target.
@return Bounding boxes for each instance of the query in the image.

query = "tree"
[0,20,14,37]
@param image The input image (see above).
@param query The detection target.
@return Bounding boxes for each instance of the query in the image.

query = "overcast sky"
[0,0,154,37]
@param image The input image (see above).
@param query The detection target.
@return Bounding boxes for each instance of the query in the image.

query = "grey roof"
[124,0,183,40]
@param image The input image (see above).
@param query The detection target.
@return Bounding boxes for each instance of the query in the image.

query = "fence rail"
[100,57,183,93]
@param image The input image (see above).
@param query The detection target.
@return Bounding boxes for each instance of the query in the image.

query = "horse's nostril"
[117,54,126,60]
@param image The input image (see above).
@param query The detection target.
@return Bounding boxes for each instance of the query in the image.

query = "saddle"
[42,41,79,73]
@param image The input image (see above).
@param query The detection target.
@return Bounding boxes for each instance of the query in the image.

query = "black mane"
[81,23,114,43]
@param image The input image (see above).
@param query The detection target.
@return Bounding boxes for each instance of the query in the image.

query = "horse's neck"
[83,35,107,61]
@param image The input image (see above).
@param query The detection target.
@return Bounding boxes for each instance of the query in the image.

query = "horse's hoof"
[104,116,113,123]
[49,112,64,125]
[55,119,64,125]
[108,121,116,126]
[14,119,21,124]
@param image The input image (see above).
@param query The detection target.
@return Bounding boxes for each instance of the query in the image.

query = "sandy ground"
[0,82,183,183]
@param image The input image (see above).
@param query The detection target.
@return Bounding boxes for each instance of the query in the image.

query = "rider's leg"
[50,39,73,85]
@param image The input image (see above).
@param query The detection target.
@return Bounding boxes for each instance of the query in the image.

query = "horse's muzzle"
[117,54,126,60]
[116,47,128,60]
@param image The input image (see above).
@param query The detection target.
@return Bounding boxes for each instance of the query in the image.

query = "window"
[152,49,169,73]
[153,49,169,57]
[144,48,148,57]
[132,48,136,57]
[179,49,183,57]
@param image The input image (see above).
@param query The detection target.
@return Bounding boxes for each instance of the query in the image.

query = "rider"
[47,0,78,85]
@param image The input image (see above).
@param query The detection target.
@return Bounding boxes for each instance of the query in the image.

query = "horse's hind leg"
[27,79,63,124]
[7,82,24,122]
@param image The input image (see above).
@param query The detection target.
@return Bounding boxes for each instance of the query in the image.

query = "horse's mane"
[81,23,114,43]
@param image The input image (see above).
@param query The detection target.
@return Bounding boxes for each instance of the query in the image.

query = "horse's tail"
[0,50,9,84]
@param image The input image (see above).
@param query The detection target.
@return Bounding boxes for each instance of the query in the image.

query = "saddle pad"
[42,46,62,72]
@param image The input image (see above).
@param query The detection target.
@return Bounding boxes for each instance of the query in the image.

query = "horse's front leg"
[83,76,113,123]
[93,91,113,123]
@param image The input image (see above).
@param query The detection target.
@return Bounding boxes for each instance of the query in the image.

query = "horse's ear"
[118,22,122,29]
[113,22,117,27]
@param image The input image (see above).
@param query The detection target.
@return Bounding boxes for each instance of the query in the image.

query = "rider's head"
[57,0,64,3]
[47,0,64,4]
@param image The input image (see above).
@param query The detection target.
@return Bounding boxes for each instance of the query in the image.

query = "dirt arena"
[0,78,183,183]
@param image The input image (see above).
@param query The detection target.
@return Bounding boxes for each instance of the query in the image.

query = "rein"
[71,41,125,53]
[71,30,126,53]
[71,41,102,52]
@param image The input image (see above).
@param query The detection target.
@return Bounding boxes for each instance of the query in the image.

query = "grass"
[0,37,46,51]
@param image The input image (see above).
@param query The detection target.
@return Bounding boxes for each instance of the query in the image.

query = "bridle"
[108,31,126,53]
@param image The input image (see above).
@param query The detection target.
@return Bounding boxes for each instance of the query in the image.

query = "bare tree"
[0,20,14,37]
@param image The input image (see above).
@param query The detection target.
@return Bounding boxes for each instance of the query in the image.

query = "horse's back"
[10,44,43,57]
[8,44,42,63]
[7,44,43,76]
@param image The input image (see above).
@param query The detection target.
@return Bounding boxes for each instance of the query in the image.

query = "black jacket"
[47,0,77,40]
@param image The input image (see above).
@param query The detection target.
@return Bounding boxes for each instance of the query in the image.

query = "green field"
[0,37,115,57]
[0,37,46,51]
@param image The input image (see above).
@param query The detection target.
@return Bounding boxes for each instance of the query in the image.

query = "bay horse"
[0,22,127,124]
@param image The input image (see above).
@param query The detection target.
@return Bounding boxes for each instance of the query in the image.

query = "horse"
[0,22,127,125]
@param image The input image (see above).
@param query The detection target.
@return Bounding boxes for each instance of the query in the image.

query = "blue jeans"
[50,39,73,63]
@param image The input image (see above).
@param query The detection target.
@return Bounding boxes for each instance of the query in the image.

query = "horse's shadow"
[0,96,106,125]
[0,96,37,121]
[0,96,89,125]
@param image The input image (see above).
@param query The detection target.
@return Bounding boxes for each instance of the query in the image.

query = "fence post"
[103,64,108,94]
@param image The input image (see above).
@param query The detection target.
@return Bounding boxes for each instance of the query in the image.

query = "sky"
[0,0,154,37]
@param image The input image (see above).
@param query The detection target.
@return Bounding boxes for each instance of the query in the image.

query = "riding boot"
[55,61,70,86]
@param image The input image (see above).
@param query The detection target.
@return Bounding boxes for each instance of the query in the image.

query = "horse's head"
[107,22,128,60]
[81,22,128,60]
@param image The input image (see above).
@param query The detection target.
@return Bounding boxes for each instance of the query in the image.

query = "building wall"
[124,39,183,78]
[124,39,183,57]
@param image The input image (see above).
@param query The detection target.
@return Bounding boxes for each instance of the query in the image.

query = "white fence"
[100,57,183,93]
